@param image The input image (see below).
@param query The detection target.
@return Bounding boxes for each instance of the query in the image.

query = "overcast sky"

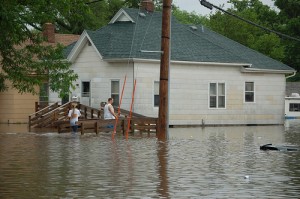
[173,0,277,16]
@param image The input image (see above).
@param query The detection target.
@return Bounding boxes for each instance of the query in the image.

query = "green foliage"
[207,0,286,61]
[0,0,78,97]
[172,8,209,26]
[249,33,285,61]
[275,0,300,81]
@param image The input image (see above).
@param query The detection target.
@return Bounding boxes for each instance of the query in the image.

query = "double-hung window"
[111,80,119,106]
[245,82,255,102]
[209,82,225,108]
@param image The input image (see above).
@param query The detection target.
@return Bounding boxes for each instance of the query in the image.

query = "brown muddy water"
[0,120,300,198]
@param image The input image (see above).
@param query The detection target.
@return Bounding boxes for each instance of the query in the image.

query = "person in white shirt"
[104,98,117,120]
[68,103,81,133]
[103,98,118,129]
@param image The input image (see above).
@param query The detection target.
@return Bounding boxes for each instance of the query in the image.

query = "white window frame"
[81,81,90,97]
[111,79,120,107]
[154,81,159,108]
[209,82,226,109]
[244,81,255,103]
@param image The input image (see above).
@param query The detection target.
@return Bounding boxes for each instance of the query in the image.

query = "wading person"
[68,103,81,133]
[104,98,117,128]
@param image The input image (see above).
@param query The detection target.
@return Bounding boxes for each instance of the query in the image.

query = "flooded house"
[50,1,295,126]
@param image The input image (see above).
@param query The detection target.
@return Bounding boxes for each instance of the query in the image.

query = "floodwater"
[0,121,300,198]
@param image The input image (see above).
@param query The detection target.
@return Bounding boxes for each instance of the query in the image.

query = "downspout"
[286,71,296,79]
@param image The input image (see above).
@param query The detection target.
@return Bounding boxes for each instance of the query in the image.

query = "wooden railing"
[29,102,155,131]
[56,117,158,134]
[29,102,72,129]
[78,104,102,119]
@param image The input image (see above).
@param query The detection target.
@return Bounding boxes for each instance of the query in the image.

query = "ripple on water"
[1,125,300,198]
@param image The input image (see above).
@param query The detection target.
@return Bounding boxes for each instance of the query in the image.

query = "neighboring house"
[285,82,300,119]
[286,82,300,97]
[0,23,79,124]
[51,1,295,126]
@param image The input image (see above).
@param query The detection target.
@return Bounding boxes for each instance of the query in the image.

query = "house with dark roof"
[0,23,79,124]
[54,1,295,126]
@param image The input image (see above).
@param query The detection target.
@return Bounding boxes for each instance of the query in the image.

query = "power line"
[199,0,300,42]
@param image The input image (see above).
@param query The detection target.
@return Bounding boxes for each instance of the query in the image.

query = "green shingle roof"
[71,8,295,71]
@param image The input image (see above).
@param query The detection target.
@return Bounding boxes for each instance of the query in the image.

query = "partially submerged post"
[157,0,172,141]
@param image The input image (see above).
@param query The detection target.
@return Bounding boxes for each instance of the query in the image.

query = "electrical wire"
[199,0,300,42]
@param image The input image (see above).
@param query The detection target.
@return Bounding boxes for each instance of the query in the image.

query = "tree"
[274,0,300,81]
[0,0,156,97]
[207,0,285,61]
[172,7,209,26]
[23,0,103,34]
[0,0,78,97]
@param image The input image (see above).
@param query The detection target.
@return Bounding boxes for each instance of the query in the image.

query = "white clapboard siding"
[50,41,287,125]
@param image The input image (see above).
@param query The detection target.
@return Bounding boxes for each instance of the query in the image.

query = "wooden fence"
[28,102,102,129]
[56,117,158,135]
[29,101,157,136]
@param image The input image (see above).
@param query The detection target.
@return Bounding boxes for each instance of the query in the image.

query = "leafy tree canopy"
[207,0,285,61]
[274,0,300,81]
[172,6,209,26]
[0,0,84,97]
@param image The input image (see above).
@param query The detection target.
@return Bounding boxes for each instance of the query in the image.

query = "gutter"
[241,67,296,74]
[104,58,250,67]
[286,71,297,79]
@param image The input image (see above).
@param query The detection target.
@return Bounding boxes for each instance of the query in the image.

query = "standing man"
[104,98,117,120]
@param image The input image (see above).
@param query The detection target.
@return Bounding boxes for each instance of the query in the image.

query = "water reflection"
[0,122,300,198]
[157,141,169,198]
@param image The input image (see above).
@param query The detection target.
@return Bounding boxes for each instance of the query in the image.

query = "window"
[111,80,119,106]
[209,82,225,108]
[245,82,254,102]
[154,81,159,107]
[81,81,90,97]
[39,82,49,108]
[290,103,300,112]
[39,82,49,103]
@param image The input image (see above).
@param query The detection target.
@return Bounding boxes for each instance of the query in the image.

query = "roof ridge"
[65,7,294,71]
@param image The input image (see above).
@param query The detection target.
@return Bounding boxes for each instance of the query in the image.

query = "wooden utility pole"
[157,0,172,141]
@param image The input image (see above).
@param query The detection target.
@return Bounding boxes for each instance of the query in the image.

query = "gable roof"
[68,8,294,72]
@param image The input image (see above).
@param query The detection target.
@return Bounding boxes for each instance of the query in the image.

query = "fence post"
[81,122,84,135]
[35,102,39,112]
[95,121,99,134]
[28,116,31,130]
[122,118,125,135]
[130,118,134,133]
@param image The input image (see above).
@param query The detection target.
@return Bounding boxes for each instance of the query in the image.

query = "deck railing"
[56,117,158,134]
[29,102,157,133]
[29,102,71,129]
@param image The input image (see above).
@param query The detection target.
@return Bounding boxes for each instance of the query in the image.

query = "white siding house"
[50,7,295,126]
